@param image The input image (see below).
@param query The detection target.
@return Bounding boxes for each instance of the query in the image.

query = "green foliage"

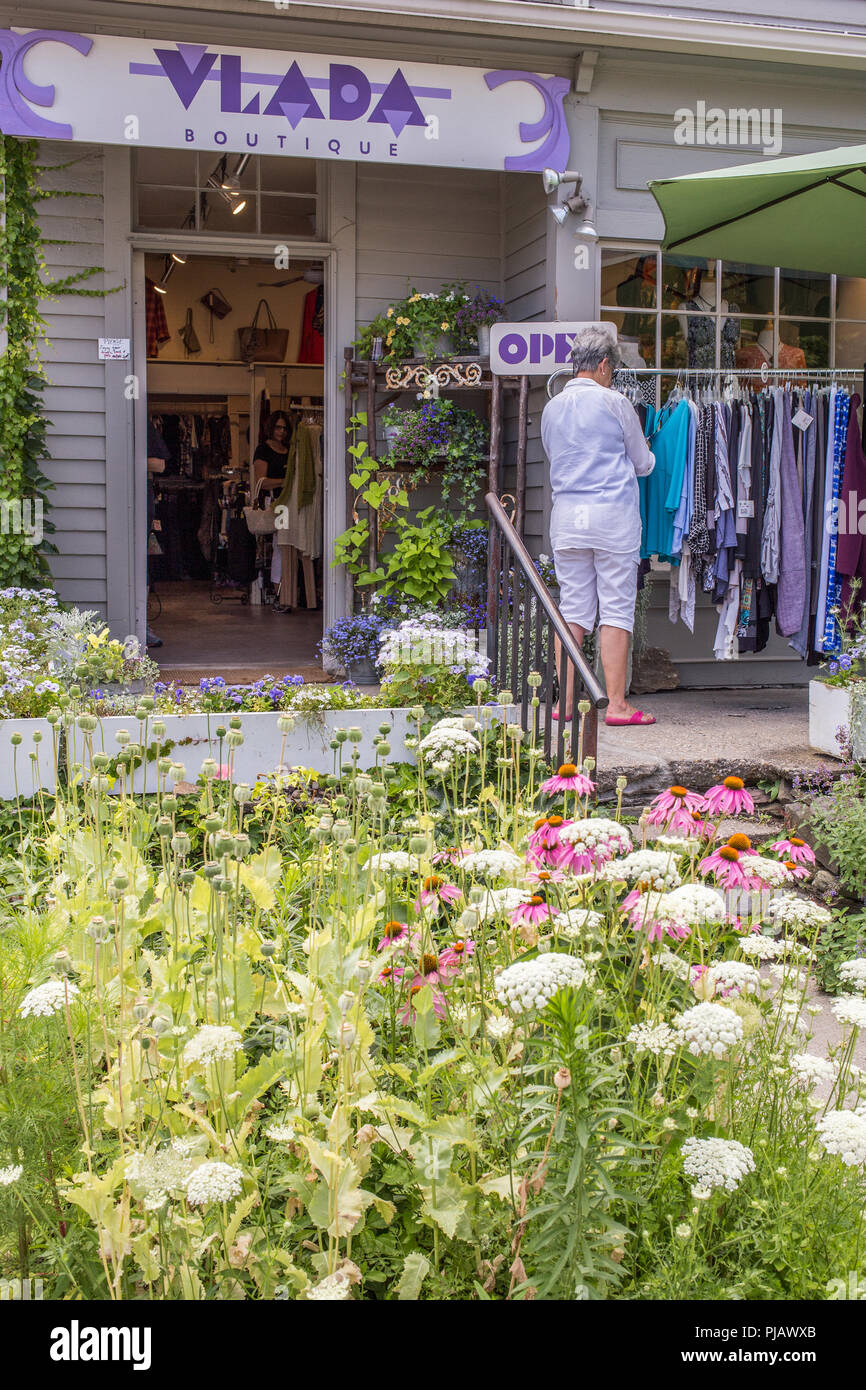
[807,777,866,897]
[813,909,866,994]
[378,508,457,604]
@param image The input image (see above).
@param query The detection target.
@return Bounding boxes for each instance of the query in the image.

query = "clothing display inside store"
[625,370,866,663]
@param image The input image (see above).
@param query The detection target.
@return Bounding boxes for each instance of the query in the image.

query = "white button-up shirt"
[542,377,655,553]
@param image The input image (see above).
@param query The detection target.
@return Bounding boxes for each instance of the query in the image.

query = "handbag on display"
[200,286,232,342]
[238,299,289,363]
[243,477,277,536]
[178,308,201,357]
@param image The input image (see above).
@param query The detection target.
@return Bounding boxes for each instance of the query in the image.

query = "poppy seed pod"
[229,716,242,730]
[200,758,218,780]
[152,721,167,740]
[233,783,251,804]
[162,793,178,813]
[260,940,277,958]
[277,714,295,734]
[115,729,130,747]
[156,816,173,838]
[226,730,244,748]
[203,814,221,834]
[216,726,227,741]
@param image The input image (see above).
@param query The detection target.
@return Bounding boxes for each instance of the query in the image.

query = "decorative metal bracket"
[384,361,484,390]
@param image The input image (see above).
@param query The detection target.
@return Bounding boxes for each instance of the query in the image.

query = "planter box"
[0,719,58,799]
[69,705,514,793]
[808,680,866,761]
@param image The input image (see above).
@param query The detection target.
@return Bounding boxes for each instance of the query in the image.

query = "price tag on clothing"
[791,408,814,431]
[737,498,755,519]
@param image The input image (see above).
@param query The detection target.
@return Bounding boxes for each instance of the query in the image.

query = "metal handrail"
[486,492,608,767]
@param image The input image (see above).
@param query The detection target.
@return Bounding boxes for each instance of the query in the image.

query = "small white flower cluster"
[790,1052,836,1091]
[265,1123,296,1143]
[367,850,420,877]
[626,1021,677,1057]
[474,887,531,922]
[551,906,604,938]
[558,817,633,858]
[183,1024,243,1070]
[737,934,788,961]
[379,623,489,681]
[740,855,793,888]
[460,847,525,882]
[126,1140,197,1211]
[764,893,830,932]
[418,718,481,773]
[0,1164,23,1186]
[706,960,761,999]
[681,1137,755,1193]
[815,1109,866,1167]
[673,1002,744,1058]
[832,996,866,1030]
[495,952,589,1015]
[185,1161,244,1206]
[661,884,727,927]
[306,1270,355,1301]
[657,949,692,981]
[601,850,682,892]
[19,979,79,1019]
[485,1014,514,1043]
[838,959,866,994]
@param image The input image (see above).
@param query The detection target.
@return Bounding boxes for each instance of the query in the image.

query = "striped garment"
[821,389,851,655]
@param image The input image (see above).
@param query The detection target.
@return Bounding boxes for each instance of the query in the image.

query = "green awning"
[649,143,866,277]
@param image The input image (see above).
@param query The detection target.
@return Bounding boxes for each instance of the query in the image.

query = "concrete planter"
[0,719,58,799]
[808,679,866,761]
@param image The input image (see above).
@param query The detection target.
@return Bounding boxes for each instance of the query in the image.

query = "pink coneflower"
[378,963,405,985]
[414,875,462,911]
[540,763,596,798]
[433,846,470,867]
[399,981,447,1023]
[628,902,690,943]
[622,886,648,912]
[646,784,707,832]
[511,891,555,926]
[528,815,569,867]
[525,866,567,886]
[377,920,411,953]
[703,775,755,817]
[768,836,816,867]
[438,938,475,977]
[698,844,755,889]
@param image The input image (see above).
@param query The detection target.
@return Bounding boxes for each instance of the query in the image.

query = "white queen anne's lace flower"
[495,953,589,1015]
[485,1015,514,1042]
[418,718,481,772]
[19,980,79,1018]
[737,934,788,960]
[558,817,633,857]
[657,948,692,981]
[626,1021,676,1057]
[460,847,524,882]
[474,887,531,922]
[681,1137,755,1192]
[0,1164,23,1186]
[551,906,604,938]
[815,1109,866,1167]
[265,1123,295,1143]
[185,1161,244,1206]
[838,959,866,994]
[126,1141,196,1210]
[183,1024,243,1070]
[706,960,761,999]
[832,996,866,1030]
[367,851,420,877]
[660,884,726,927]
[673,1002,744,1058]
[740,855,793,888]
[790,1053,836,1090]
[306,1270,355,1300]
[764,893,831,932]
[600,850,682,891]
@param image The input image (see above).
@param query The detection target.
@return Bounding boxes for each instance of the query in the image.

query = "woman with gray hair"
[540,326,657,725]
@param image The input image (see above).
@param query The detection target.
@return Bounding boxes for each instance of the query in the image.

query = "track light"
[542,167,583,195]
[231,198,247,216]
[154,254,175,293]
[170,251,187,265]
[221,153,252,191]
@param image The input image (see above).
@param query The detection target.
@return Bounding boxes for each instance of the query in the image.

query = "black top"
[254,442,289,486]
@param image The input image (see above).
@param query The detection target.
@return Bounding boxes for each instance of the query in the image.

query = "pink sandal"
[605,710,656,727]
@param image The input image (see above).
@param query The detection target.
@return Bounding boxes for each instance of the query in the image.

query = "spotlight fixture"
[170,251,187,265]
[573,214,598,242]
[231,198,247,216]
[542,167,583,196]
[154,254,175,293]
[220,153,252,192]
[551,190,592,225]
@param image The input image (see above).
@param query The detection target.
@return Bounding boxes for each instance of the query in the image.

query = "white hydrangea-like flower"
[474,887,531,922]
[265,1123,296,1143]
[183,1024,243,1070]
[495,953,589,1015]
[673,1002,744,1058]
[367,851,420,877]
[126,1141,197,1211]
[656,949,692,981]
[460,847,524,882]
[19,980,79,1019]
[815,1109,866,1167]
[832,996,866,1030]
[0,1164,23,1186]
[764,893,831,932]
[740,855,793,888]
[737,934,788,960]
[485,1014,514,1043]
[599,850,682,892]
[418,718,481,772]
[706,960,761,999]
[626,1021,676,1057]
[681,1137,755,1192]
[306,1271,355,1301]
[557,817,633,857]
[551,906,604,938]
[838,959,866,994]
[790,1052,836,1090]
[660,885,727,927]
[185,1161,244,1206]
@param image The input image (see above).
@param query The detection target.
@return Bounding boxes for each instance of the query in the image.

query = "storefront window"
[600,247,866,382]
[134,152,319,237]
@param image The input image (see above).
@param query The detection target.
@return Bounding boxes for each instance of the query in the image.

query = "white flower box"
[0,719,58,799]
[808,679,866,761]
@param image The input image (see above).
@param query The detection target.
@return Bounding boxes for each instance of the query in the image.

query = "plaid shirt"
[145,277,170,358]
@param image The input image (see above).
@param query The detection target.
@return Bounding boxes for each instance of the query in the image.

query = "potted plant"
[808,590,866,760]
[320,613,389,684]
[379,399,487,518]
[353,283,471,362]
[452,287,508,357]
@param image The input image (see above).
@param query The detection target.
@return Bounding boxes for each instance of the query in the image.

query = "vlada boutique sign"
[0,29,570,171]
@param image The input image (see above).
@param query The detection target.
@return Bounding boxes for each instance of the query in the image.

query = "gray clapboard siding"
[37,142,108,611]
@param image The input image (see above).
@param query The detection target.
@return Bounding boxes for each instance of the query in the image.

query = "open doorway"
[142,250,326,678]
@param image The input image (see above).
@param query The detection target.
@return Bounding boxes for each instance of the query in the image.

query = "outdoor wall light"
[542,168,583,195]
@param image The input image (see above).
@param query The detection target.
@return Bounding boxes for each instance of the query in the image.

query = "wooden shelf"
[148,359,325,368]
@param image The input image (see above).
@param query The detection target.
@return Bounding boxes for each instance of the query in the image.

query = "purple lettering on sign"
[483,70,570,172]
[498,333,527,365]
[154,45,218,110]
[263,60,325,127]
[329,64,371,122]
[368,69,427,138]
[0,29,92,138]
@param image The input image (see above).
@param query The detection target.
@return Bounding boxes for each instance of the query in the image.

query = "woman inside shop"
[253,412,291,495]
[541,326,657,727]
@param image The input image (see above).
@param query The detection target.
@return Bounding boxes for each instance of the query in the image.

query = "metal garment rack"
[547,363,866,399]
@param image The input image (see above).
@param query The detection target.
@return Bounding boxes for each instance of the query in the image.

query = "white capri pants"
[553,545,641,634]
